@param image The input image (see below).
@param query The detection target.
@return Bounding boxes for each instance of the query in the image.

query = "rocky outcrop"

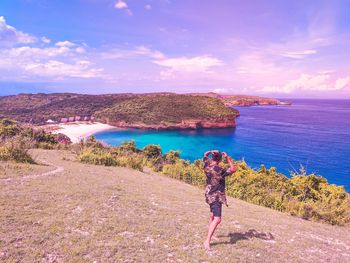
[102,117,236,130]
[223,98,291,107]
[189,93,291,107]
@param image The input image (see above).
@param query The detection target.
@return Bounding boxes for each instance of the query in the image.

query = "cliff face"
[103,116,236,130]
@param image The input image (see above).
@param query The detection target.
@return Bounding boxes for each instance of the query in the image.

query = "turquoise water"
[95,99,350,190]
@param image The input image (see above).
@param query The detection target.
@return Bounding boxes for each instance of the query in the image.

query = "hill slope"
[0,93,132,124]
[95,94,239,129]
[0,93,238,129]
[190,93,290,106]
[1,149,349,262]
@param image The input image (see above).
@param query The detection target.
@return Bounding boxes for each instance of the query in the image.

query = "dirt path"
[21,159,64,181]
[1,149,349,262]
[1,156,64,183]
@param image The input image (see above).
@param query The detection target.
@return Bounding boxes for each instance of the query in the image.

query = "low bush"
[0,118,71,150]
[0,136,35,163]
[78,148,117,166]
[0,119,20,138]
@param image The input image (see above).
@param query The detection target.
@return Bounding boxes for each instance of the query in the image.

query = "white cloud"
[114,0,133,16]
[154,55,223,80]
[235,52,283,77]
[280,49,317,59]
[0,17,104,81]
[115,0,128,9]
[0,44,103,80]
[41,36,51,44]
[55,41,75,47]
[101,46,164,60]
[335,77,350,90]
[2,45,74,59]
[153,55,223,72]
[145,4,151,10]
[0,16,36,45]
[213,88,228,93]
[75,47,86,54]
[23,60,103,79]
[262,73,350,93]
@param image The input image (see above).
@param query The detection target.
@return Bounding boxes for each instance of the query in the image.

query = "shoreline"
[48,122,117,143]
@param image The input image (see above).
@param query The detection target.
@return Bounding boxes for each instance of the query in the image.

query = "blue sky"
[0,0,350,97]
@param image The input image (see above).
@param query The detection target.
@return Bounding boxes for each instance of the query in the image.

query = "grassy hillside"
[95,94,239,125]
[0,93,132,124]
[77,138,350,227]
[1,149,349,262]
[0,93,238,126]
[1,119,348,226]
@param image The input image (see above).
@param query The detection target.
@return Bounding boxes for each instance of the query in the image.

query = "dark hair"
[212,152,222,162]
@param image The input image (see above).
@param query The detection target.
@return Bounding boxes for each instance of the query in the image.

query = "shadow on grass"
[212,229,274,246]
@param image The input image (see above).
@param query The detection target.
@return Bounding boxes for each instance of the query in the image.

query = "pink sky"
[0,0,350,98]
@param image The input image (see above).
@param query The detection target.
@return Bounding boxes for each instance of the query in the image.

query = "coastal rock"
[104,117,236,130]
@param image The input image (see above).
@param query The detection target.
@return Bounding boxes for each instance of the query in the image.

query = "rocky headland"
[0,92,288,130]
[190,92,291,107]
[95,94,238,130]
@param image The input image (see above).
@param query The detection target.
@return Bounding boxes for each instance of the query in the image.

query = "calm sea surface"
[95,99,350,190]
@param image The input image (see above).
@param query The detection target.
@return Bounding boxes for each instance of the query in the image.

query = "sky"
[0,0,350,98]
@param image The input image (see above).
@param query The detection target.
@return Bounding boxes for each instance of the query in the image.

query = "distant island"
[0,92,289,130]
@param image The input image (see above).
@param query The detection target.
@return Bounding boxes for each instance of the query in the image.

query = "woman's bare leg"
[204,216,221,250]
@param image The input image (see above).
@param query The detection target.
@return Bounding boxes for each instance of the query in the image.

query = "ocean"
[95,99,350,190]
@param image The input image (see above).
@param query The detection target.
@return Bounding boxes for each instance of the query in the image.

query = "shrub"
[143,144,162,159]
[164,150,180,164]
[0,119,21,139]
[53,133,72,145]
[78,149,117,166]
[83,135,105,148]
[120,140,138,152]
[32,129,57,144]
[115,154,144,171]
[0,136,35,163]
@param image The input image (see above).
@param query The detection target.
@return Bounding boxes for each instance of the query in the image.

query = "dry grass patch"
[1,149,350,262]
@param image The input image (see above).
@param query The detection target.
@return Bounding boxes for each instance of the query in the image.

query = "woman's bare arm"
[204,149,219,157]
[227,156,237,173]
[222,152,237,173]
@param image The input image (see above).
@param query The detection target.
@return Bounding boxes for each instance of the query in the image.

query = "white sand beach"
[51,122,116,143]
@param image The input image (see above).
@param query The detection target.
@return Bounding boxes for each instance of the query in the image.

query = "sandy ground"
[50,122,116,143]
[1,149,350,262]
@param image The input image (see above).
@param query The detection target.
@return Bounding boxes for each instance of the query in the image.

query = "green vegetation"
[0,93,238,125]
[0,119,70,162]
[77,138,350,227]
[77,138,144,171]
[0,93,132,124]
[0,136,35,163]
[95,94,238,125]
